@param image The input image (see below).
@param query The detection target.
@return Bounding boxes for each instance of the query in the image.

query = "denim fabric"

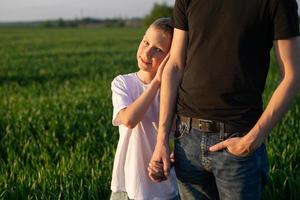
[174,119,268,200]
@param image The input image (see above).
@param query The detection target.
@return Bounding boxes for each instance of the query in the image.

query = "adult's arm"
[209,36,300,156]
[148,28,188,182]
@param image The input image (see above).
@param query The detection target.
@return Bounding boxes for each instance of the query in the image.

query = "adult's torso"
[174,0,298,129]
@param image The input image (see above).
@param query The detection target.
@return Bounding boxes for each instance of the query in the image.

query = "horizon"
[0,16,144,24]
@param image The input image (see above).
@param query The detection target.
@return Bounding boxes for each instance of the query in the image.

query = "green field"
[0,27,299,199]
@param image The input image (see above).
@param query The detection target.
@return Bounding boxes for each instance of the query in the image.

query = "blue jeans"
[174,119,268,200]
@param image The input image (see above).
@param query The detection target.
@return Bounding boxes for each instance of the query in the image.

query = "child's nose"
[144,47,152,59]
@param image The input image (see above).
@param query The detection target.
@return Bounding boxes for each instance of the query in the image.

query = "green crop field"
[0,27,299,200]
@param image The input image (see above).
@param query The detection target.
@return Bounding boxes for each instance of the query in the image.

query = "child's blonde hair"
[151,17,173,38]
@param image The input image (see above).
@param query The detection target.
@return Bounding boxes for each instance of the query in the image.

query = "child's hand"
[154,53,170,84]
[148,161,167,182]
[148,151,175,182]
[170,152,175,166]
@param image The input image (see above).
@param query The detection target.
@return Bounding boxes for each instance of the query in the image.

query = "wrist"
[243,126,265,150]
[249,124,268,141]
[156,132,169,146]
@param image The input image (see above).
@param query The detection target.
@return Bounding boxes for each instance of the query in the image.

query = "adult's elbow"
[283,71,300,91]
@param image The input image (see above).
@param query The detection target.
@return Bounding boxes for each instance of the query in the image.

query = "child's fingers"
[169,152,175,163]
[157,54,170,74]
[169,152,174,159]
[147,166,167,182]
[170,158,175,163]
[159,53,170,66]
[148,161,167,182]
[161,53,170,65]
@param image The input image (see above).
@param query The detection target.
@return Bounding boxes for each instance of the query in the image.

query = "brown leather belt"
[178,115,250,133]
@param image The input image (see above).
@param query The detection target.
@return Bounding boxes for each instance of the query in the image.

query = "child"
[110,18,178,200]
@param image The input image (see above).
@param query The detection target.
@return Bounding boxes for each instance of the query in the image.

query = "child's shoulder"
[112,72,137,86]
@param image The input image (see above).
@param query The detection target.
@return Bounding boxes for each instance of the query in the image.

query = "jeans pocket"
[224,147,253,160]
[223,132,254,159]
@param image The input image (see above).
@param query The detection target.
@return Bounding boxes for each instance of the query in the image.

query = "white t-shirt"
[111,73,178,200]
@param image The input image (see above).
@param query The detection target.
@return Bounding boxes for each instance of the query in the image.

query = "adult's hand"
[148,142,170,182]
[209,133,263,157]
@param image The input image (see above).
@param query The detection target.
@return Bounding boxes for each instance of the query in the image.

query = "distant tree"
[144,3,173,27]
[42,21,54,28]
[57,18,66,27]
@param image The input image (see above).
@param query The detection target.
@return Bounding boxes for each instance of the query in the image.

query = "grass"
[0,27,299,199]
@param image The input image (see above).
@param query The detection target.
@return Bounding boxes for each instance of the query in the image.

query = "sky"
[0,0,175,22]
[0,0,299,22]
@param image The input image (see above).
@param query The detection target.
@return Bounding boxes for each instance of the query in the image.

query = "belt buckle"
[198,120,208,132]
[198,120,216,133]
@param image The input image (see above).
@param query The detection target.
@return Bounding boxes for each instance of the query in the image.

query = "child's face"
[136,26,171,74]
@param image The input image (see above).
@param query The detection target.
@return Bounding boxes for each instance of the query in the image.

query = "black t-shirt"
[173,0,299,129]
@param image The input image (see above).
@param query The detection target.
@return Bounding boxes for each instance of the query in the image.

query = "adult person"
[148,0,300,199]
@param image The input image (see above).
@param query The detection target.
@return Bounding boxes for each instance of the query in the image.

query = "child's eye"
[155,48,162,52]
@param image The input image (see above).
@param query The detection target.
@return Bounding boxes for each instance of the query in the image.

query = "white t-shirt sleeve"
[111,75,133,126]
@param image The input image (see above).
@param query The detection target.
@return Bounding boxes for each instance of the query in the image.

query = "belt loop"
[220,122,225,134]
[220,122,225,141]
[187,117,192,132]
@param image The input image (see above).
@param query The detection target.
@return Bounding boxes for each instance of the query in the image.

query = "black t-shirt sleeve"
[271,0,300,40]
[172,0,189,30]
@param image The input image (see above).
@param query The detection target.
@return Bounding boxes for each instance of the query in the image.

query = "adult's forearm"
[249,38,300,143]
[249,75,300,143]
[157,62,184,143]
[155,28,188,144]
